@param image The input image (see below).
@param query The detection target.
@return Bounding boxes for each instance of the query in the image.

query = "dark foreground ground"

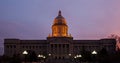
[1,51,120,63]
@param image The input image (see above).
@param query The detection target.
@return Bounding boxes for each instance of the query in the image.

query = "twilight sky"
[0,0,120,54]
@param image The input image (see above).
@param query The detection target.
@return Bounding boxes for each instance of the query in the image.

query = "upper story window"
[6,45,9,48]
[13,45,16,48]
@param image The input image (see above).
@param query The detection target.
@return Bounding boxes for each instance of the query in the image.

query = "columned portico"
[47,37,73,60]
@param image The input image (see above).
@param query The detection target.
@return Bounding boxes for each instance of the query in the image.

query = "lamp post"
[91,50,97,63]
[22,50,28,63]
[68,54,71,62]
[48,54,51,63]
[38,54,41,63]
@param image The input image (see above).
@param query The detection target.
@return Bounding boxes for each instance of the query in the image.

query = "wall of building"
[4,38,116,59]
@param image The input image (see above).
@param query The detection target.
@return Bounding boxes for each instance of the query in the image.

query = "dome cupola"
[51,11,69,37]
[53,10,67,26]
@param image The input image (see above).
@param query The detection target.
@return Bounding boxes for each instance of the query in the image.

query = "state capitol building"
[4,11,116,61]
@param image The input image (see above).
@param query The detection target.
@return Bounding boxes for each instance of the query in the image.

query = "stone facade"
[4,38,116,58]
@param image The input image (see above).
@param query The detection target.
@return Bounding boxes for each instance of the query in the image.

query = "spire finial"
[58,10,61,16]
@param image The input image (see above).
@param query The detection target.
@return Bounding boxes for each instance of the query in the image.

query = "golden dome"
[48,10,72,37]
[53,11,67,26]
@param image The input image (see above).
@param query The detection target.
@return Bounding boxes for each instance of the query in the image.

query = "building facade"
[4,11,116,60]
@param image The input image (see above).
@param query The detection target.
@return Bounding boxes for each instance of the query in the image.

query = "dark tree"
[28,51,37,62]
[98,48,109,63]
[99,48,108,55]
[10,54,21,63]
[81,46,92,62]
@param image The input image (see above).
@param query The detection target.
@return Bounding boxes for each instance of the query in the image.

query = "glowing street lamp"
[23,50,28,55]
[74,56,77,59]
[38,54,41,57]
[38,54,46,58]
[69,54,71,56]
[48,54,51,56]
[74,54,82,59]
[38,54,43,58]
[76,54,82,58]
[43,56,46,59]
[92,50,97,55]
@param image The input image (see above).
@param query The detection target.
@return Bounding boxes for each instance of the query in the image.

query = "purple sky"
[0,0,120,54]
